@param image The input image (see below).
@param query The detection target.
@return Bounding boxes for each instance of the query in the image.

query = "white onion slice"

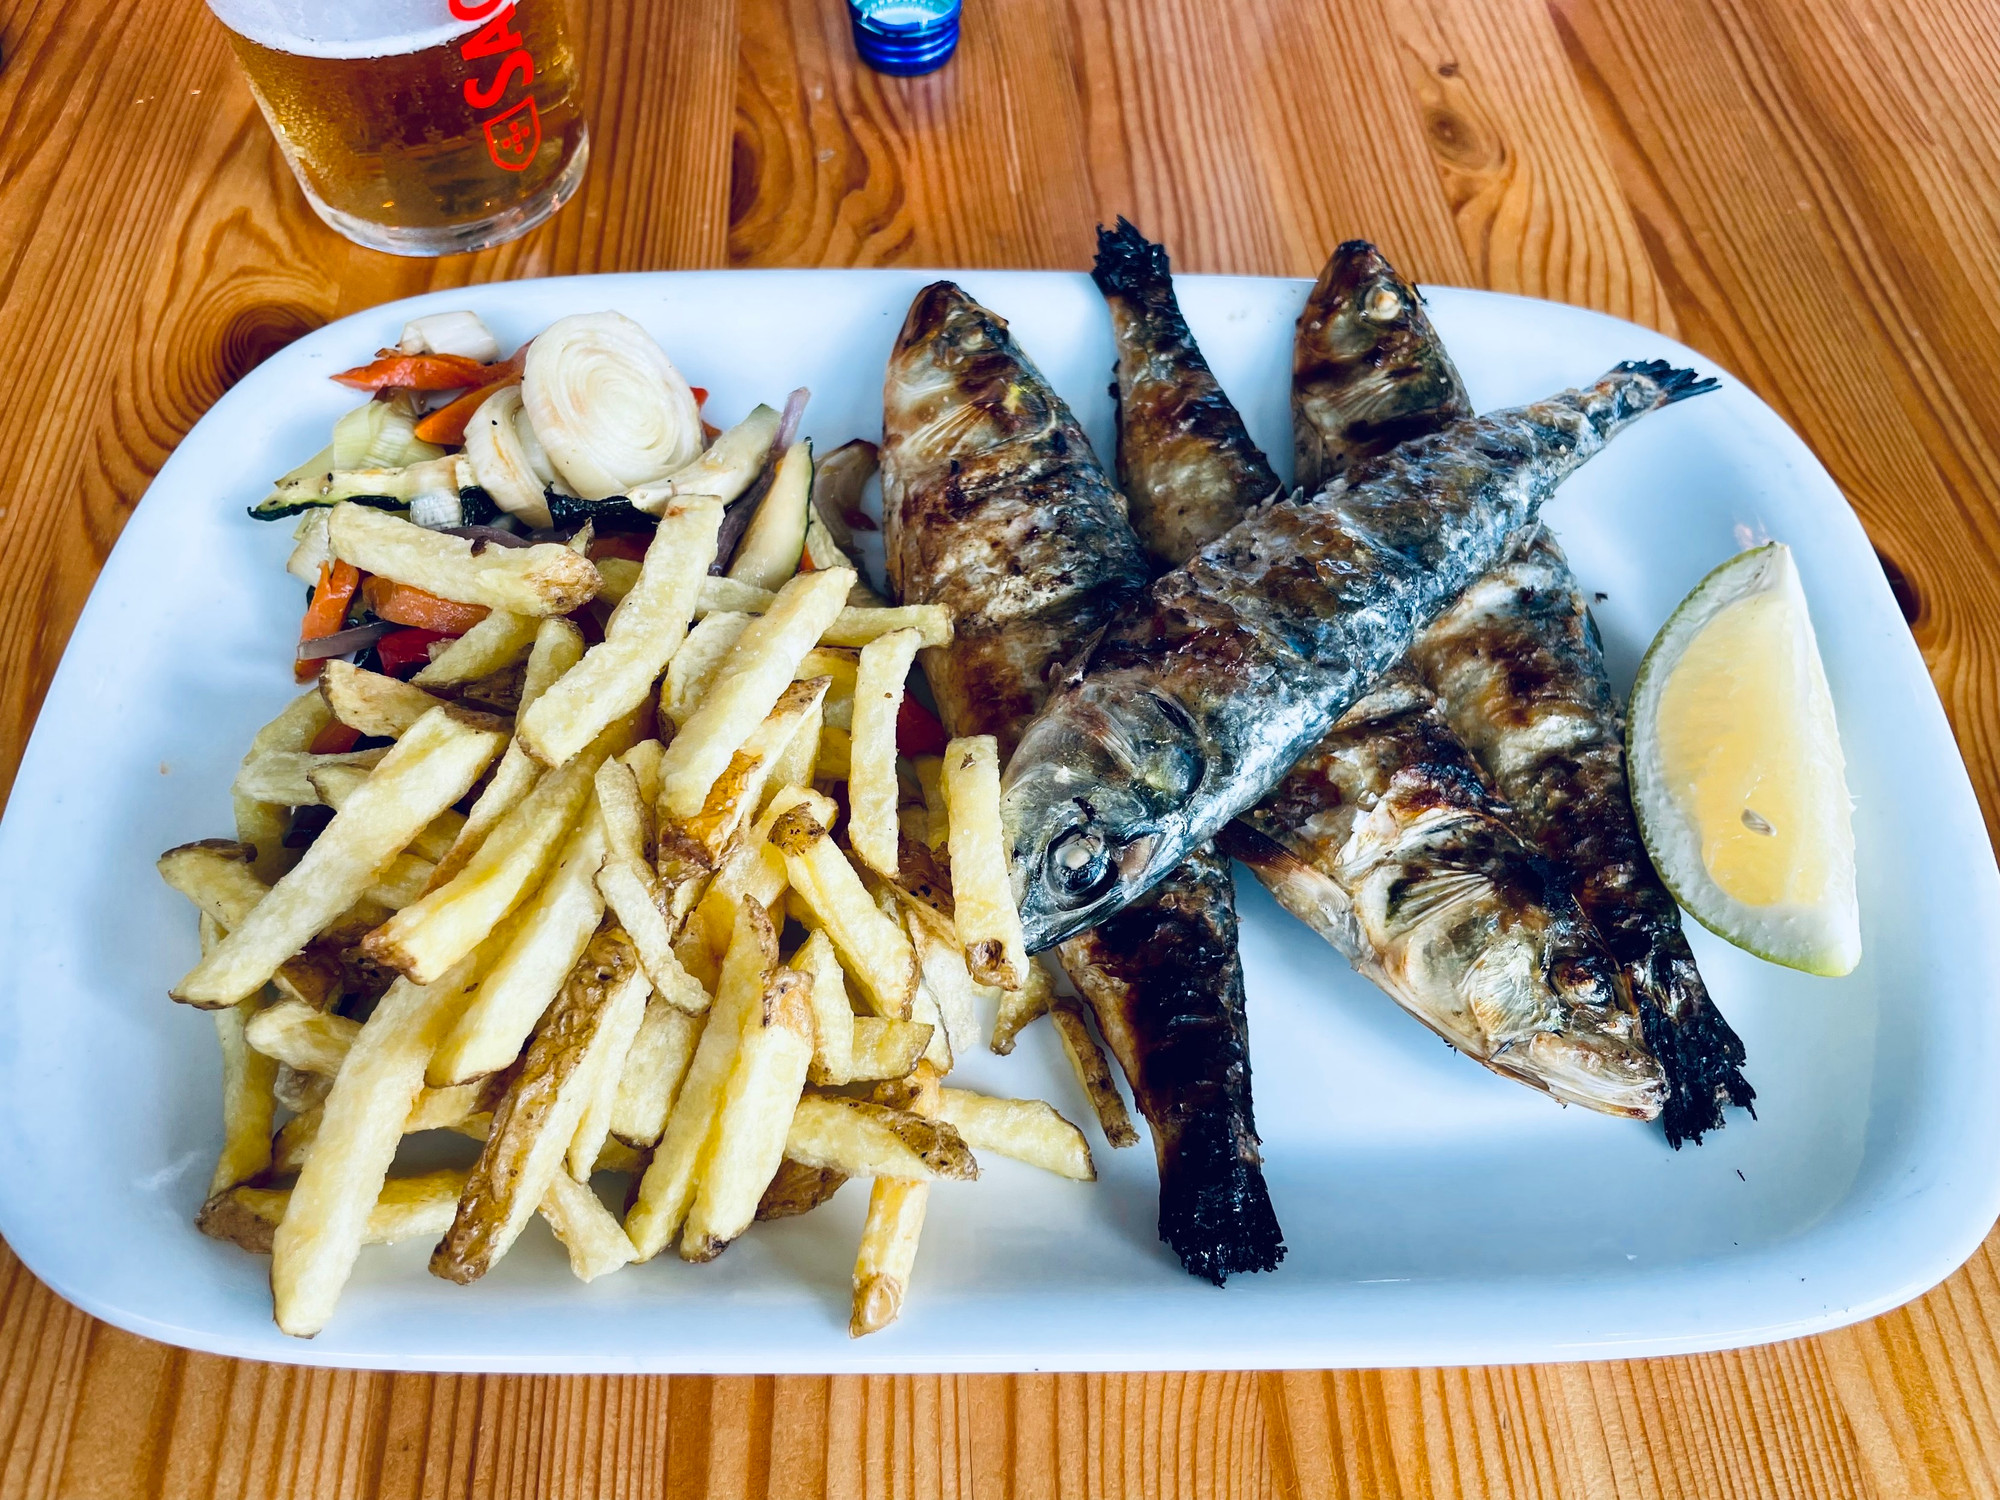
[399,310,502,363]
[462,386,553,529]
[522,312,701,499]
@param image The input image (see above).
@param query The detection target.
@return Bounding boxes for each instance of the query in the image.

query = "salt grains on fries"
[162,316,1103,1340]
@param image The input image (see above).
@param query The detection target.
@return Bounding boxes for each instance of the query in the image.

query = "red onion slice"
[297,621,394,661]
[439,525,533,548]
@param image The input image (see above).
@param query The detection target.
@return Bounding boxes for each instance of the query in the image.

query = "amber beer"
[209,0,588,255]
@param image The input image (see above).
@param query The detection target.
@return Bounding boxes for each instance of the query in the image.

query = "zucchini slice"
[726,440,812,589]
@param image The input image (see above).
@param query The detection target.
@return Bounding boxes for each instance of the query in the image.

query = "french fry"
[1050,998,1139,1148]
[174,709,505,1009]
[517,496,724,767]
[693,580,953,650]
[233,746,390,806]
[328,502,601,616]
[200,1169,469,1255]
[755,1159,848,1220]
[594,757,654,866]
[847,1017,934,1081]
[942,736,1028,990]
[245,999,358,1076]
[783,1094,976,1181]
[848,629,922,877]
[768,803,917,1019]
[234,690,335,883]
[270,949,487,1337]
[274,1063,332,1115]
[661,611,754,729]
[366,717,626,983]
[596,856,709,1014]
[201,914,278,1194]
[851,1063,942,1337]
[790,930,854,1085]
[682,969,814,1260]
[625,901,777,1260]
[761,698,822,813]
[308,768,466,864]
[610,996,703,1146]
[991,958,1054,1055]
[565,951,652,1181]
[593,556,640,604]
[318,661,446,738]
[938,1089,1094,1181]
[427,809,606,1086]
[657,678,827,887]
[364,851,435,909]
[908,979,952,1075]
[912,755,948,850]
[813,726,851,782]
[903,900,987,1062]
[431,930,647,1283]
[819,604,953,650]
[538,1170,637,1282]
[794,647,859,700]
[658,568,854,818]
[412,609,542,688]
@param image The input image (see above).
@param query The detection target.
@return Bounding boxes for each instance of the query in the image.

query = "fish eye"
[1363,285,1403,323]
[1043,824,1117,907]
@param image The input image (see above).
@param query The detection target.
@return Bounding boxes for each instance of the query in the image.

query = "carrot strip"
[331,353,496,392]
[413,376,519,445]
[362,577,490,635]
[296,561,363,683]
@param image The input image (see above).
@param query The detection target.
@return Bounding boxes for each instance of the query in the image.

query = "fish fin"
[1155,1110,1287,1284]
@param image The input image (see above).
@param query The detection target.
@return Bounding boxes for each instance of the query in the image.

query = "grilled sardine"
[882,281,1284,1280]
[1094,223,1661,1117]
[1289,242,1751,1145]
[1408,529,1754,1143]
[1002,360,1716,952]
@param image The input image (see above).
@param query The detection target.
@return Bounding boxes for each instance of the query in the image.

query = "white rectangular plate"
[1,269,1996,1373]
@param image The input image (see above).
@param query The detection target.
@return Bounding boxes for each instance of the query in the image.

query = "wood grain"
[3,0,2000,1493]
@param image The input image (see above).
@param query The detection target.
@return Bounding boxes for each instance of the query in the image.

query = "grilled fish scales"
[1409,529,1754,1143]
[1003,359,1718,953]
[881,281,1284,1280]
[1095,223,1660,1117]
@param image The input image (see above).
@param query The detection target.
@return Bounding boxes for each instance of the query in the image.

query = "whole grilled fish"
[881,281,1284,1281]
[1289,242,1750,1145]
[1094,223,1660,1116]
[1408,529,1754,1143]
[1002,359,1716,952]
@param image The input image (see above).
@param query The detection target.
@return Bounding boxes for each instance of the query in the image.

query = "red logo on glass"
[450,0,542,173]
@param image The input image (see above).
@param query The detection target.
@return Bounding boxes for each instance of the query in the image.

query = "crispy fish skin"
[1092,219,1283,572]
[1004,359,1717,953]
[883,280,1283,1281]
[1409,528,1754,1144]
[1097,225,1658,1118]
[881,281,1151,757]
[1291,243,1748,1145]
[1292,242,1471,491]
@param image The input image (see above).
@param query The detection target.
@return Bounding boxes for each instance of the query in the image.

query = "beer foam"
[208,0,485,60]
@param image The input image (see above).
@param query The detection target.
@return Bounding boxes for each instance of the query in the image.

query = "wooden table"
[2,0,1996,1492]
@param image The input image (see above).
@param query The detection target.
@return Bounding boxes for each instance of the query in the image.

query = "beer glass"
[206,0,589,256]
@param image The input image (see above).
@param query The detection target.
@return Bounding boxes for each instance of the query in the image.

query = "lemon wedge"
[1627,542,1860,975]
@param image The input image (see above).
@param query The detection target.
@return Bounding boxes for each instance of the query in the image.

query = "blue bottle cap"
[848,0,961,76]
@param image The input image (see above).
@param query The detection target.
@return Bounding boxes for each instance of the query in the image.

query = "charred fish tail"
[1090,216,1176,300]
[1585,360,1720,438]
[1629,931,1756,1148]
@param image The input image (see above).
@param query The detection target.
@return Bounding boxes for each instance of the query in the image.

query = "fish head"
[1002,679,1207,951]
[1293,241,1471,486]
[883,282,1061,478]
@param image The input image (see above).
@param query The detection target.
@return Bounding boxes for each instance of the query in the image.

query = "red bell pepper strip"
[308,721,363,755]
[586,532,651,565]
[361,576,489,635]
[413,375,519,445]
[296,560,363,683]
[331,353,498,392]
[374,627,450,678]
[896,697,948,757]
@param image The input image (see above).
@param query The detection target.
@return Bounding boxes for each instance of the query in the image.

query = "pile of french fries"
[161,466,1109,1339]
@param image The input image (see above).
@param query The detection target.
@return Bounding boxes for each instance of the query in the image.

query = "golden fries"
[202,1170,469,1255]
[328,502,601,615]
[851,1063,942,1337]
[819,604,953,650]
[682,969,814,1260]
[610,996,702,1146]
[175,709,505,1009]
[942,735,1029,990]
[768,803,917,1019]
[756,1159,848,1220]
[412,609,543,687]
[234,690,334,883]
[431,931,648,1283]
[847,630,918,878]
[938,1089,1094,1181]
[784,1094,976,1181]
[625,901,777,1260]
[518,497,723,767]
[990,959,1054,1055]
[847,1017,935,1081]
[659,568,854,818]
[200,914,278,1194]
[661,611,754,729]
[318,662,445,738]
[233,746,389,806]
[1050,998,1139,1149]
